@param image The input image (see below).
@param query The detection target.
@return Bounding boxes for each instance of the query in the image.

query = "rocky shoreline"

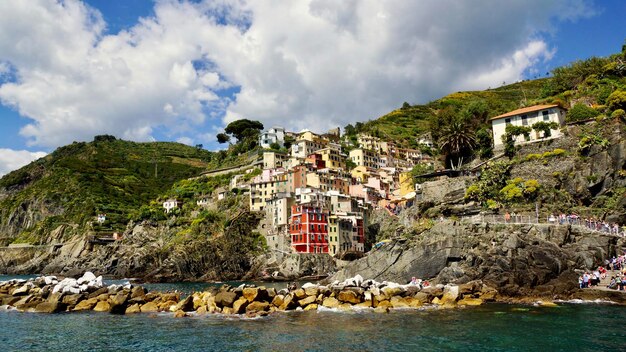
[3,273,625,318]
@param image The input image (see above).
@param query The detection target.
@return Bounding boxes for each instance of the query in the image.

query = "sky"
[0,0,625,176]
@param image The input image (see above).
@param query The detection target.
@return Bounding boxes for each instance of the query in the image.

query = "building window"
[505,118,511,125]
[542,110,549,121]
[521,115,528,126]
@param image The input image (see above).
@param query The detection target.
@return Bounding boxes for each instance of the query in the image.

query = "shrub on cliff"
[566,103,600,123]
[607,90,626,112]
[465,161,512,205]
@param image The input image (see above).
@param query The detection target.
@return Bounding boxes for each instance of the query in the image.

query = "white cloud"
[0,149,47,177]
[176,136,194,146]
[0,0,595,149]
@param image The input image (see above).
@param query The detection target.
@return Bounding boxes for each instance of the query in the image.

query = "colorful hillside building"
[289,204,329,253]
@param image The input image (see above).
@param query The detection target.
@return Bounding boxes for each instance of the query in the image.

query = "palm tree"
[438,117,477,170]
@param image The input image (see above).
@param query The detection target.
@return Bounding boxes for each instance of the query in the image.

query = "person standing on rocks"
[582,272,590,288]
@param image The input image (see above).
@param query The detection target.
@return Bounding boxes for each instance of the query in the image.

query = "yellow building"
[297,130,320,142]
[318,147,346,170]
[349,148,380,169]
[262,151,288,169]
[328,215,339,256]
[250,179,275,212]
[351,165,375,183]
[399,172,414,197]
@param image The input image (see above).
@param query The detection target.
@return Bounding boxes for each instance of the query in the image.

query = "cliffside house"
[196,196,210,207]
[490,104,567,148]
[289,204,329,254]
[163,198,183,213]
[96,214,106,223]
[259,126,285,149]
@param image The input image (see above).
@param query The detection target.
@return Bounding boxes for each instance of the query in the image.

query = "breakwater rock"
[0,272,182,314]
[1,274,498,316]
[332,222,625,299]
[186,275,496,316]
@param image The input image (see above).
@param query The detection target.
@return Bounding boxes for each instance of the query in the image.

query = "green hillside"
[357,79,548,149]
[358,42,626,154]
[0,136,213,243]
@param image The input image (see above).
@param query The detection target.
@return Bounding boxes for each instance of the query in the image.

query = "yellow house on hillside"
[399,172,414,197]
[318,147,346,170]
[351,165,375,183]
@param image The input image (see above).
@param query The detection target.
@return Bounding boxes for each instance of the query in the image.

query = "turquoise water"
[2,302,626,351]
[3,275,626,351]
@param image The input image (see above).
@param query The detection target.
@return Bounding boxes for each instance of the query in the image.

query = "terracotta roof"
[489,104,562,121]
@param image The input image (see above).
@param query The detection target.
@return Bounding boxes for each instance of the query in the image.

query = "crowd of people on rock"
[579,253,626,291]
[548,213,624,236]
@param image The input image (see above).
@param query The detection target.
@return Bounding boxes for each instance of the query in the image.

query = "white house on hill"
[163,199,183,213]
[259,127,285,149]
[490,104,567,148]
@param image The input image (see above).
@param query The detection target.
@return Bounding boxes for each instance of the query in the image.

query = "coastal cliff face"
[0,218,337,282]
[332,222,624,297]
[511,122,626,224]
[0,210,267,282]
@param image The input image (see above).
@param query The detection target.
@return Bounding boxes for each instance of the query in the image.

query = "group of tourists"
[605,255,626,290]
[548,213,623,236]
[578,267,605,288]
[578,253,626,291]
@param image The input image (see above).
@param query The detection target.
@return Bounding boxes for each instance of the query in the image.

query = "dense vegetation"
[0,136,213,241]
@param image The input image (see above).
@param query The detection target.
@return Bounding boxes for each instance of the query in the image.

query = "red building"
[289,204,329,253]
[305,153,326,169]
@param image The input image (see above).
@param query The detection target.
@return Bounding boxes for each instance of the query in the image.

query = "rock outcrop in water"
[1,273,499,316]
[331,222,625,299]
[0,272,183,314]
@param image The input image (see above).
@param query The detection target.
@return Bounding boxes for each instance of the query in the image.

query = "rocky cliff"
[0,210,267,282]
[332,221,624,298]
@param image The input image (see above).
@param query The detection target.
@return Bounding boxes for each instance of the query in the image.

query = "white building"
[291,139,325,159]
[264,193,294,252]
[259,127,285,149]
[196,197,210,207]
[491,104,567,148]
[163,199,183,213]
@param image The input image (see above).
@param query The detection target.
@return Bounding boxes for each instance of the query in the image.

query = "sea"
[2,275,626,351]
